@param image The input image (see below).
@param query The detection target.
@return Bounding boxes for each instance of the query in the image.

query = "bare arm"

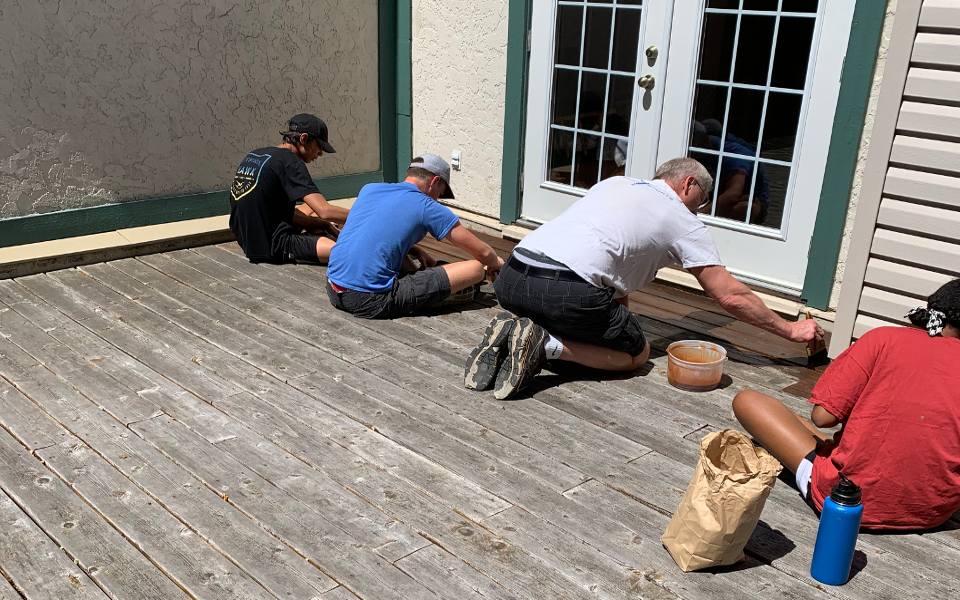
[445,223,504,275]
[691,265,823,343]
[811,405,840,428]
[300,192,350,224]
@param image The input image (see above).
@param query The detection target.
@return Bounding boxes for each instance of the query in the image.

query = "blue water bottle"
[810,473,863,585]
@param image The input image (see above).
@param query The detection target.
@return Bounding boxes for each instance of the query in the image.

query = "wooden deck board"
[1,237,954,600]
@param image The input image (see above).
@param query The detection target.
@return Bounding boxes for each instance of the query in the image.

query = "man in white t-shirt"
[464,157,825,399]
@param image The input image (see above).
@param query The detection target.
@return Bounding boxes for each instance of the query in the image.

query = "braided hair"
[906,279,960,336]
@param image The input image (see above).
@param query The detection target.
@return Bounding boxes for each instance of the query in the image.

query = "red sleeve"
[808,329,884,422]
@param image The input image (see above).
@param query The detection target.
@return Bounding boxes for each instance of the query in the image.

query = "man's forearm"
[477,247,500,270]
[311,204,349,223]
[718,289,791,338]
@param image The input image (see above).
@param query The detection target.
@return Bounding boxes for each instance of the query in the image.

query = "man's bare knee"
[443,260,485,292]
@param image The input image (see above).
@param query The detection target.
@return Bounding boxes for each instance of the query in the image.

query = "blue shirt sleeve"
[421,199,460,241]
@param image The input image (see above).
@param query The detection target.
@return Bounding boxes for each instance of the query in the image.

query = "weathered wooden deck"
[0,235,957,600]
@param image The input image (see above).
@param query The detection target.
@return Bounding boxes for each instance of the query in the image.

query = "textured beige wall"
[411,0,510,219]
[828,0,898,309]
[0,0,379,219]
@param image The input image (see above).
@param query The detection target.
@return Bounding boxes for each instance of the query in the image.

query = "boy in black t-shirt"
[229,114,349,264]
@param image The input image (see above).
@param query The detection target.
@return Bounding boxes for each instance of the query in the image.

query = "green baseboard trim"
[801,0,887,310]
[500,0,534,225]
[0,170,382,249]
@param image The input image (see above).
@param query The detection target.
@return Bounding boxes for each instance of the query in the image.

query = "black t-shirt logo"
[231,153,272,202]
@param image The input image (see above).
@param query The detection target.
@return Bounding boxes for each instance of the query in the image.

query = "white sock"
[543,333,564,360]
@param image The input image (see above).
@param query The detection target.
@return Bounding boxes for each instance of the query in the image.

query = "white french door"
[522,0,674,222]
[521,0,856,295]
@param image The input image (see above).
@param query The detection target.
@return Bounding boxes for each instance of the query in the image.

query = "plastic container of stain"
[666,341,727,392]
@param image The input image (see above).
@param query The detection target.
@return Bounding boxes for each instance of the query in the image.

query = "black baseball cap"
[285,114,336,154]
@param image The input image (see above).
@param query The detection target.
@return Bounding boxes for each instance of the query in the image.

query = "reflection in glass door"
[687,0,819,233]
[546,0,644,190]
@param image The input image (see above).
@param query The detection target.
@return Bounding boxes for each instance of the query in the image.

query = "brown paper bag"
[661,429,782,572]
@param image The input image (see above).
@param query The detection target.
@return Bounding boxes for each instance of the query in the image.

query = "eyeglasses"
[692,180,710,209]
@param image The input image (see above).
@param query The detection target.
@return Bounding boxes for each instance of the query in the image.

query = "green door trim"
[0,0,409,250]
[499,0,534,225]
[394,0,414,182]
[801,0,888,309]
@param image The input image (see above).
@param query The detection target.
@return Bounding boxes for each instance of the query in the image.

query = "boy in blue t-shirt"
[326,154,503,319]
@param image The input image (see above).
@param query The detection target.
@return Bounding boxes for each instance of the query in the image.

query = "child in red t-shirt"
[733,279,960,529]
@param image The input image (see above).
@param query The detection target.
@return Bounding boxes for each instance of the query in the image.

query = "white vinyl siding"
[834,0,960,354]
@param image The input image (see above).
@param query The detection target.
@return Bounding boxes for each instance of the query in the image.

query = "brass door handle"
[637,75,655,90]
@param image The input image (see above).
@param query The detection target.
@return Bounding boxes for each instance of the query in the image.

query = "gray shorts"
[326,267,451,319]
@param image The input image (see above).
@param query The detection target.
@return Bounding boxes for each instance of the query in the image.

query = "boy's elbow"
[810,406,838,428]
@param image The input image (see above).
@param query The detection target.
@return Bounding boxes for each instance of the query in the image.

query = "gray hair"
[654,157,713,195]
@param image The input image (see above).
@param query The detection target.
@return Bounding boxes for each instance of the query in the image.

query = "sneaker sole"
[494,318,545,400]
[463,311,515,390]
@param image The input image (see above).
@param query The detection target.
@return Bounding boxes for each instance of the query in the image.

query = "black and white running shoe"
[493,317,546,400]
[463,311,517,390]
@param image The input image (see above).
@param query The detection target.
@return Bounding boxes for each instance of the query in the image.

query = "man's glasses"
[692,180,710,209]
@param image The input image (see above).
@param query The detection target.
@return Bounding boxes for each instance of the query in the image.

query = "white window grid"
[695,0,819,230]
[550,0,645,188]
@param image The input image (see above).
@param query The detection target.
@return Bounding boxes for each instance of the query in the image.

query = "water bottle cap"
[830,473,862,506]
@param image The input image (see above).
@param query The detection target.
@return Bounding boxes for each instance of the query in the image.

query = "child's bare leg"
[315,237,336,263]
[732,390,822,472]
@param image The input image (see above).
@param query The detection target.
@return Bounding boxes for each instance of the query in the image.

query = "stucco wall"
[0,0,379,219]
[828,0,898,309]
[411,0,510,219]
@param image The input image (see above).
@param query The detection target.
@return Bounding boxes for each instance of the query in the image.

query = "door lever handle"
[637,75,655,90]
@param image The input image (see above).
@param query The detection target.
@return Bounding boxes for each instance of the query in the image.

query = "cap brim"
[320,140,336,154]
[440,185,454,200]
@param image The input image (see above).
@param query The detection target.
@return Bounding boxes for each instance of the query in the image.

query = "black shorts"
[494,255,647,356]
[326,267,451,319]
[277,232,323,264]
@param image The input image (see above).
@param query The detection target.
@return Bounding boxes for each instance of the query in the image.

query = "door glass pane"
[545,1,643,190]
[726,87,765,149]
[690,84,727,150]
[606,75,635,136]
[574,133,603,188]
[760,92,803,161]
[551,68,579,127]
[742,0,779,10]
[578,72,607,129]
[583,7,614,69]
[782,0,818,13]
[555,5,583,66]
[687,1,819,231]
[732,15,775,86]
[699,13,737,82]
[599,137,628,181]
[611,8,642,72]
[758,163,790,229]
[771,17,816,89]
[548,128,574,186]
